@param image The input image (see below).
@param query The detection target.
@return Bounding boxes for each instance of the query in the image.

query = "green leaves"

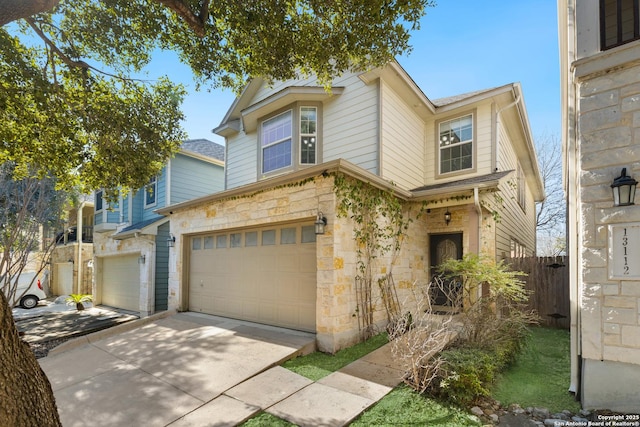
[0,28,186,198]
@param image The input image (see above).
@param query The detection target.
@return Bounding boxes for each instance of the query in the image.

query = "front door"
[429,233,463,311]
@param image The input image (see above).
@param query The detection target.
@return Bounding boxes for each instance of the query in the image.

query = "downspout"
[76,201,86,295]
[474,187,482,255]
[474,187,484,302]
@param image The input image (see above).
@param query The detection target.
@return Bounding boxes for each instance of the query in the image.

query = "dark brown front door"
[429,233,463,310]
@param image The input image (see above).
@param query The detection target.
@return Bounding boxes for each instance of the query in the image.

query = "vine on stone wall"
[334,174,414,340]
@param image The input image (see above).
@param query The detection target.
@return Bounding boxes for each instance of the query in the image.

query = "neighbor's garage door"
[189,222,317,332]
[101,255,140,312]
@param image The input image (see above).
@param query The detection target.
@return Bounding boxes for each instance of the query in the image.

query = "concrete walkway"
[40,312,404,427]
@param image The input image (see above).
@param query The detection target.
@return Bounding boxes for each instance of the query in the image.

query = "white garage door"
[189,223,317,332]
[101,255,140,312]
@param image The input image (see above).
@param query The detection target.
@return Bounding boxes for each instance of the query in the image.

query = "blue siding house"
[92,139,224,316]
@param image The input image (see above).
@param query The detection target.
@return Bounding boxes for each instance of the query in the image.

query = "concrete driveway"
[39,312,316,427]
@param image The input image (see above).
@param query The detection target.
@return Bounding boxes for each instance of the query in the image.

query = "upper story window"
[439,114,473,174]
[144,176,157,208]
[261,105,319,175]
[95,189,103,212]
[300,107,317,165]
[601,0,640,50]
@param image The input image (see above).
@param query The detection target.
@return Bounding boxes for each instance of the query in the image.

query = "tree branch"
[155,0,210,37]
[0,0,60,27]
[26,17,153,83]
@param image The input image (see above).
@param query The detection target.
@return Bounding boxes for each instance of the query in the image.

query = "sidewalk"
[40,312,405,427]
[172,341,404,427]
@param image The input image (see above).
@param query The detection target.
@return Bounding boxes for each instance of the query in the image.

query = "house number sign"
[609,223,640,280]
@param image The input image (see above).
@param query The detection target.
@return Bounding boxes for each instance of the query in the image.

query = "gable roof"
[432,86,506,107]
[181,139,225,162]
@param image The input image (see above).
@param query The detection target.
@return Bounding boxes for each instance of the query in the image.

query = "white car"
[2,272,47,309]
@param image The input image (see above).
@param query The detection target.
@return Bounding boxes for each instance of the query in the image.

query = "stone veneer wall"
[93,230,156,316]
[576,62,640,411]
[168,174,492,352]
[50,244,94,295]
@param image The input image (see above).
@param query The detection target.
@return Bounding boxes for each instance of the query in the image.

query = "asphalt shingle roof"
[181,139,225,161]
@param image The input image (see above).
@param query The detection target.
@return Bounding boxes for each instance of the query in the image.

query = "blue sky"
[165,1,559,146]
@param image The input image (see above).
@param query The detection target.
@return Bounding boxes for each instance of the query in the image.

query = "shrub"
[391,254,538,405]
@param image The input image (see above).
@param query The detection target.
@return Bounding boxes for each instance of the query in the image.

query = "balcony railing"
[55,226,94,245]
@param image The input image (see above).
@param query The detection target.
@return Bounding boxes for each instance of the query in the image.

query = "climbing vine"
[334,174,414,340]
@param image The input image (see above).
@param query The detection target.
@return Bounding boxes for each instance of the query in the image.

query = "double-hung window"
[262,110,293,173]
[144,176,157,208]
[439,114,473,174]
[261,106,319,175]
[601,0,640,50]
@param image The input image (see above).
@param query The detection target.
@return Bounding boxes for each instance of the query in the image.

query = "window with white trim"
[144,176,157,208]
[260,105,319,175]
[300,107,317,165]
[262,110,293,173]
[439,114,473,174]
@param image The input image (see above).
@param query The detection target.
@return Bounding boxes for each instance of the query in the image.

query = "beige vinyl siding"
[424,101,494,184]
[379,79,425,190]
[323,73,379,174]
[494,123,536,258]
[474,102,494,175]
[226,131,258,189]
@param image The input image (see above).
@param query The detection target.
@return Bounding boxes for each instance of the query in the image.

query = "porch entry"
[429,232,463,311]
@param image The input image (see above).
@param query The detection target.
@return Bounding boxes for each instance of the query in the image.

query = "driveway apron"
[39,312,315,427]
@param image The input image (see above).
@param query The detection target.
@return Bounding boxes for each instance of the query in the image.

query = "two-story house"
[158,62,543,352]
[559,0,640,412]
[93,139,225,316]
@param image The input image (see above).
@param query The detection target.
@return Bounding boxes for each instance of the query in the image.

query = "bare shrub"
[391,254,539,402]
[389,278,461,393]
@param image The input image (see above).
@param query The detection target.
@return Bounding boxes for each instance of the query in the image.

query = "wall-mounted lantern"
[611,168,638,206]
[167,233,176,248]
[444,209,452,226]
[138,254,146,265]
[315,211,327,235]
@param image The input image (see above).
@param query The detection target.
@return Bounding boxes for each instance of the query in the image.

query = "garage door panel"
[189,223,316,332]
[101,255,140,312]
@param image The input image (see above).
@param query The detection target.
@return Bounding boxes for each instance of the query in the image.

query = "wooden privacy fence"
[505,256,570,329]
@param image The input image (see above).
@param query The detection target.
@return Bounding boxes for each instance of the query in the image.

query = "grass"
[282,333,389,381]
[350,385,481,427]
[492,326,581,413]
[243,326,578,426]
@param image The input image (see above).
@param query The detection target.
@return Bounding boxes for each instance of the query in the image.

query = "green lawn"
[282,333,389,381]
[243,326,579,426]
[492,326,581,413]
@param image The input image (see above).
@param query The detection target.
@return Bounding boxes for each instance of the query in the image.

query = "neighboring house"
[559,0,640,412]
[158,62,544,352]
[92,139,225,316]
[49,196,94,296]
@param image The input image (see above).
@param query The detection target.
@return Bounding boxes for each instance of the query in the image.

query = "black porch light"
[315,211,327,235]
[167,233,176,248]
[611,168,638,206]
[444,209,452,226]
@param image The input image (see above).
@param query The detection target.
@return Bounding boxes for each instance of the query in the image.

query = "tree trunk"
[0,0,61,26]
[0,291,61,426]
